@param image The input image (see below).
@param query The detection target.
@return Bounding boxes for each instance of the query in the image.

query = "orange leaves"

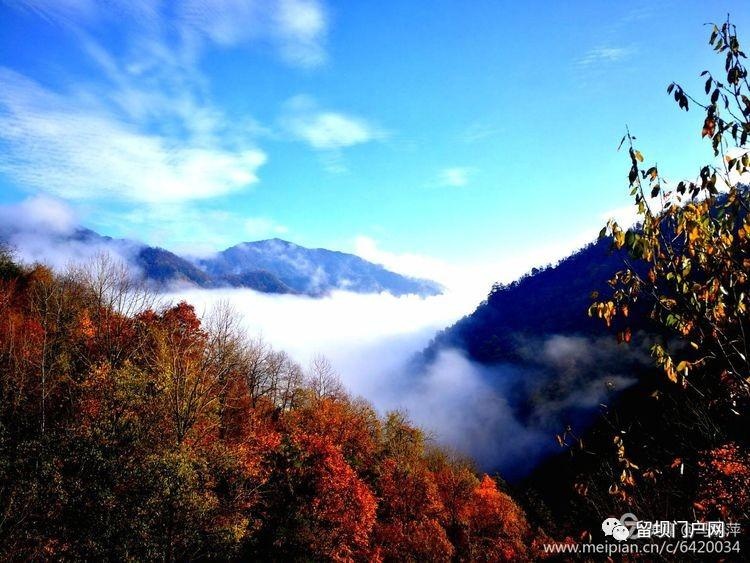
[614,229,625,249]
[651,344,680,383]
[286,397,379,471]
[460,476,531,561]
[616,328,632,344]
[76,310,96,340]
[695,443,750,521]
[0,252,542,560]
[161,301,203,334]
[580,19,750,549]
[375,459,447,525]
[702,116,716,138]
[294,434,377,560]
[255,431,379,561]
[714,301,727,322]
[588,300,616,327]
[464,474,513,518]
[432,469,533,562]
[373,518,453,563]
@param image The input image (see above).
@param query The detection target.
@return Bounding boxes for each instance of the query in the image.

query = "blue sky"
[0,0,748,272]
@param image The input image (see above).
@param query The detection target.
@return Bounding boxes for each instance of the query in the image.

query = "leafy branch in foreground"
[593,17,750,395]
[585,17,750,517]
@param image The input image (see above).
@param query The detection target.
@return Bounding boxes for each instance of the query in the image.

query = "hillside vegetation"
[0,253,540,561]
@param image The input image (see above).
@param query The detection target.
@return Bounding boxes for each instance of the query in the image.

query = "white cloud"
[436,166,474,187]
[275,0,328,67]
[392,349,551,474]
[0,196,140,271]
[277,0,326,39]
[576,46,633,67]
[460,121,500,143]
[0,195,77,234]
[178,0,264,47]
[282,95,382,150]
[352,235,525,300]
[0,68,266,204]
[10,0,328,69]
[164,286,479,394]
[600,204,640,229]
[160,286,639,476]
[0,0,333,207]
[177,0,328,68]
[244,217,289,238]
[0,1,339,247]
[6,0,160,27]
[297,113,373,149]
[353,226,605,295]
[354,236,462,288]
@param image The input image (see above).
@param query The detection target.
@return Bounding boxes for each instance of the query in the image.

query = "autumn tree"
[0,250,540,560]
[589,16,750,520]
[250,433,378,561]
[594,17,750,403]
[306,353,346,400]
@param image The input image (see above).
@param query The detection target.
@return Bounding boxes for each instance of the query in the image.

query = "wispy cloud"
[244,217,289,238]
[460,121,501,143]
[0,195,141,271]
[0,68,266,204]
[0,1,333,246]
[282,95,383,150]
[0,194,77,235]
[100,204,290,257]
[576,46,633,67]
[353,235,505,295]
[10,0,329,69]
[178,0,328,68]
[6,0,161,28]
[290,112,374,149]
[274,0,329,67]
[436,166,474,188]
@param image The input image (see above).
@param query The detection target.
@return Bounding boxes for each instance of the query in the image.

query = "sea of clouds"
[1,195,647,478]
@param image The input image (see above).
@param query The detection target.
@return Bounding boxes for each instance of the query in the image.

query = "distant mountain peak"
[198,238,442,297]
[241,238,295,247]
[1,225,442,297]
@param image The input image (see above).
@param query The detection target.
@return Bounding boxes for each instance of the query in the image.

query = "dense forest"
[0,252,547,560]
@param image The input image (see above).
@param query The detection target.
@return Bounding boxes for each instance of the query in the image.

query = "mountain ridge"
[198,237,441,296]
[0,226,442,297]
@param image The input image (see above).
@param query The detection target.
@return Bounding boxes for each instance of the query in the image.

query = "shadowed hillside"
[423,239,650,365]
